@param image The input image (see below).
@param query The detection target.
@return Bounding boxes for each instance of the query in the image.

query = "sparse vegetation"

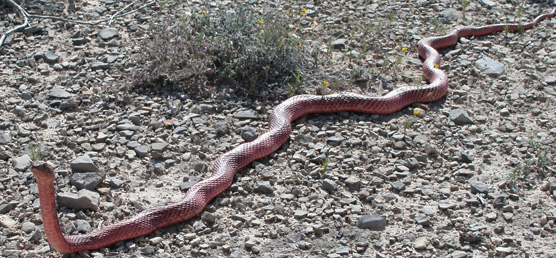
[320,156,331,174]
[132,4,311,98]
[29,142,41,161]
[509,138,553,181]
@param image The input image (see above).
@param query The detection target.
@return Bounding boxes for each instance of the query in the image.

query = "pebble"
[240,127,258,142]
[449,109,474,125]
[331,38,347,49]
[49,86,72,98]
[475,56,505,77]
[12,155,31,171]
[545,75,556,85]
[254,182,273,194]
[413,236,429,250]
[69,172,106,190]
[99,28,119,40]
[43,51,60,63]
[470,181,489,194]
[58,189,100,210]
[70,155,100,172]
[414,214,432,226]
[21,221,36,234]
[321,179,336,192]
[358,215,386,230]
[449,250,469,258]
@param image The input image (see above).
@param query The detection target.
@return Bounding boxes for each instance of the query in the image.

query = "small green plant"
[503,25,510,37]
[29,143,41,161]
[461,0,470,17]
[387,12,398,22]
[433,17,447,34]
[320,157,331,174]
[412,75,425,86]
[286,72,303,97]
[402,116,414,134]
[509,138,553,180]
[516,6,524,33]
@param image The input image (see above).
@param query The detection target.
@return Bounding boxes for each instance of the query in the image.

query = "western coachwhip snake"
[31,8,556,253]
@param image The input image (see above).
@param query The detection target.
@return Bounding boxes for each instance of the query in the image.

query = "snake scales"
[31,8,556,253]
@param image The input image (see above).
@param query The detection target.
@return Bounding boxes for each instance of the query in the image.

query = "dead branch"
[0,0,158,48]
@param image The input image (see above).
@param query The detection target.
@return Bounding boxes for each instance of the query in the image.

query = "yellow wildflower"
[434,64,439,68]
[202,10,207,14]
[401,47,408,51]
[413,109,420,116]
[323,81,329,87]
[302,8,307,14]
[259,20,264,25]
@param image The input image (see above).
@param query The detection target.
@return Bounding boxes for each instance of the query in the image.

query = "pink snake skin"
[31,8,556,253]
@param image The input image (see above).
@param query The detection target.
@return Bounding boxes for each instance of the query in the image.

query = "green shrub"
[132,5,310,98]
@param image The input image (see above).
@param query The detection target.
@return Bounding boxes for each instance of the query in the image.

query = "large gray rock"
[99,28,119,40]
[69,172,106,190]
[70,155,99,172]
[12,155,31,171]
[475,56,505,77]
[358,215,386,230]
[57,189,100,210]
[449,109,474,125]
[49,86,72,98]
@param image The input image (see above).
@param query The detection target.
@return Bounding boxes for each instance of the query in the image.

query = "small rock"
[43,51,60,63]
[241,127,258,142]
[322,179,336,192]
[496,247,512,255]
[215,121,229,135]
[470,181,489,194]
[69,172,106,190]
[413,108,426,118]
[58,189,100,210]
[390,181,405,191]
[21,221,36,234]
[449,109,474,125]
[475,56,505,77]
[12,155,31,171]
[460,151,474,163]
[151,142,168,152]
[254,182,273,194]
[99,28,119,40]
[233,110,259,119]
[0,132,11,144]
[545,75,556,85]
[70,155,99,172]
[438,203,456,210]
[414,214,432,226]
[134,145,150,157]
[493,194,507,207]
[358,215,386,230]
[331,38,348,49]
[344,176,361,190]
[0,201,19,214]
[449,250,468,258]
[49,86,72,98]
[413,236,429,250]
[116,124,139,131]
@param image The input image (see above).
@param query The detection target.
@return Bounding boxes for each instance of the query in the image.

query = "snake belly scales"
[30,8,556,253]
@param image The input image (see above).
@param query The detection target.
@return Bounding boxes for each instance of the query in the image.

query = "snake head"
[31,162,56,182]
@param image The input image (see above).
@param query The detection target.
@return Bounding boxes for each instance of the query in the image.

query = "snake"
[31,8,556,253]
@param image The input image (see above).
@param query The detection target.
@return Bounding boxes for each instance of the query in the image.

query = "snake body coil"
[31,8,556,253]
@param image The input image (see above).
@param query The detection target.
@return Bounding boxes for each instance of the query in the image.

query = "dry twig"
[0,0,158,48]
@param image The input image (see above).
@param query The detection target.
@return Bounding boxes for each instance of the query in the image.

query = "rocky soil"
[1,0,556,257]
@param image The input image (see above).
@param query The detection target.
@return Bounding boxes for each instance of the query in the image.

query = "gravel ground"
[1,0,556,258]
